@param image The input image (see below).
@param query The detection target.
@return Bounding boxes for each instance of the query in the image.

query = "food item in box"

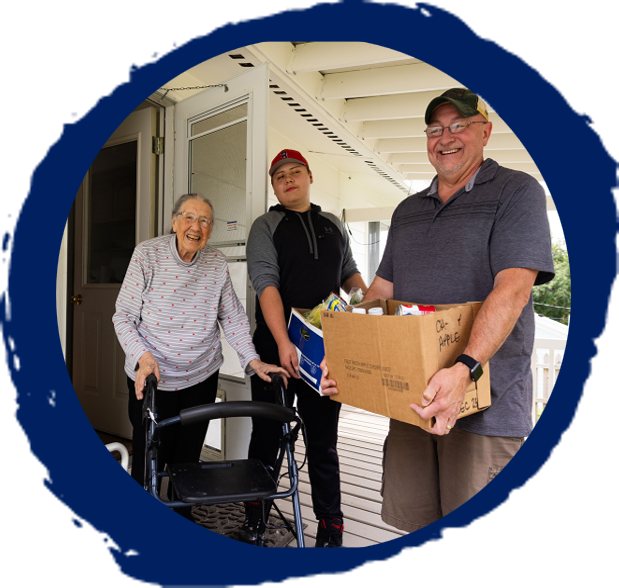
[303,305,324,329]
[325,294,346,312]
[349,287,364,305]
[303,292,346,329]
[395,304,436,316]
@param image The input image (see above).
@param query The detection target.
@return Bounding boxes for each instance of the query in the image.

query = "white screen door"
[173,64,269,437]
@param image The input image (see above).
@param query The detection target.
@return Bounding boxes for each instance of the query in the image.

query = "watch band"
[455,354,483,382]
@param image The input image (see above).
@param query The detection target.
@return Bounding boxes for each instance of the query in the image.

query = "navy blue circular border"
[4,1,616,585]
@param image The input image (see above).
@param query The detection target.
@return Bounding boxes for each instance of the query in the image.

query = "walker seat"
[141,373,306,547]
[167,459,277,504]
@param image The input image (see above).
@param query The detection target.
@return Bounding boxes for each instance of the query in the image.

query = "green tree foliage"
[532,240,571,325]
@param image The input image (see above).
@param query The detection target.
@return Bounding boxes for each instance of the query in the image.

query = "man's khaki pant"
[381,419,524,533]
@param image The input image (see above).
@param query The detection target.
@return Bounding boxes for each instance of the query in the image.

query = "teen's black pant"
[248,374,343,520]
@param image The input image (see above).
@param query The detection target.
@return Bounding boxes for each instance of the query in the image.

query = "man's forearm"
[364,275,394,302]
[411,267,539,432]
[463,267,538,365]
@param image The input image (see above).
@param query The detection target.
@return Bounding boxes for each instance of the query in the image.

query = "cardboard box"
[287,308,326,393]
[321,299,491,429]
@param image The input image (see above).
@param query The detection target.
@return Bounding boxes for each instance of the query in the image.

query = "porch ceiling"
[158,42,549,210]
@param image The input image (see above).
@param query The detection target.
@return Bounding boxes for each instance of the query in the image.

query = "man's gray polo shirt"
[377,159,555,437]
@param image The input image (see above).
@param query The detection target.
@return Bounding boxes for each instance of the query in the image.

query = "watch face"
[471,362,483,382]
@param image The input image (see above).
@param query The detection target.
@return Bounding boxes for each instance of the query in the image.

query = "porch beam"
[395,164,438,174]
[363,118,427,139]
[389,148,535,164]
[377,133,526,153]
[289,42,415,74]
[388,152,434,164]
[345,91,448,121]
[320,62,459,100]
[400,171,437,179]
[362,115,513,139]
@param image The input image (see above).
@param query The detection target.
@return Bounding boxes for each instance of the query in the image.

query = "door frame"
[62,103,161,379]
[63,105,159,440]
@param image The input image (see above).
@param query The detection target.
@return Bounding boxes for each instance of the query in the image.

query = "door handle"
[71,294,83,306]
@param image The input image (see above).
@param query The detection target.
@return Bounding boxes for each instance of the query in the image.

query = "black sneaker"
[315,517,344,547]
[232,501,265,545]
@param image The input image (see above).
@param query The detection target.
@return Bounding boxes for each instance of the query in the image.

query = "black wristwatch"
[455,354,483,382]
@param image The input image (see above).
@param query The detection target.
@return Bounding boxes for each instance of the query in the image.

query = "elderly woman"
[113,193,287,507]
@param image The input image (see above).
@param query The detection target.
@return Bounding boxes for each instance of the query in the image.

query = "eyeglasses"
[424,120,487,138]
[177,211,213,228]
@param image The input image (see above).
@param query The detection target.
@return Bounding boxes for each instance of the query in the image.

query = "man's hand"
[278,340,301,379]
[410,362,470,435]
[134,351,160,401]
[319,358,339,396]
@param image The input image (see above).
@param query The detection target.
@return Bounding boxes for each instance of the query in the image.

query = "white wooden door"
[72,107,156,438]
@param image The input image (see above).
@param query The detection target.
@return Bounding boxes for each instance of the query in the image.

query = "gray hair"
[168,193,215,234]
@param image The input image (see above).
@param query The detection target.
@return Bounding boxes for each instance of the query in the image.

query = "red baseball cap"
[269,149,309,177]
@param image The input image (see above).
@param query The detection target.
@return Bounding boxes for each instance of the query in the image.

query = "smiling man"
[426,97,491,185]
[321,88,556,533]
[238,149,366,547]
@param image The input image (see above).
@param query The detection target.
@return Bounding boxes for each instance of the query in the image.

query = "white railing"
[531,337,566,424]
